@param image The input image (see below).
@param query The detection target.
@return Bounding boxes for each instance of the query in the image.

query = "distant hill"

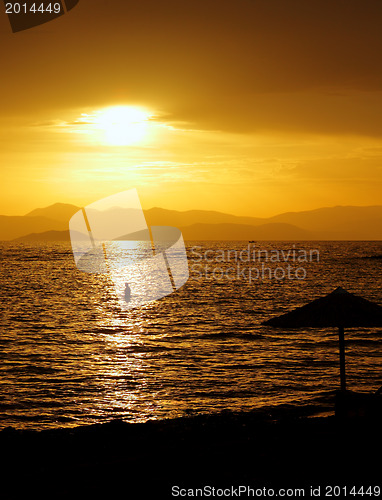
[0,216,67,241]
[146,206,382,238]
[144,207,264,227]
[13,230,91,243]
[13,223,312,242]
[26,203,80,222]
[268,205,382,233]
[1,203,382,241]
[12,230,71,242]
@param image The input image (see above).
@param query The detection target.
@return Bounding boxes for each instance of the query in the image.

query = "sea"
[0,241,381,430]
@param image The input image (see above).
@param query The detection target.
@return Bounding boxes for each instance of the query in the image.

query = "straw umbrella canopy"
[262,287,382,391]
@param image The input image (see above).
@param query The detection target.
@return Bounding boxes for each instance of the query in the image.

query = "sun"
[93,106,152,146]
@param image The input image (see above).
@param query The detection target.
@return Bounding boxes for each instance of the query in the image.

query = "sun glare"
[92,106,152,146]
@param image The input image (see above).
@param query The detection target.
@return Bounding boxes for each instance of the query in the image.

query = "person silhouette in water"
[124,283,131,303]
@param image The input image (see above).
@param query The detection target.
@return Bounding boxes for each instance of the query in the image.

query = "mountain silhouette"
[267,205,382,233]
[26,203,80,222]
[144,207,264,227]
[0,216,68,241]
[1,203,381,241]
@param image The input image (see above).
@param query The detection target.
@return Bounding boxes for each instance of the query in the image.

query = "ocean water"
[0,241,381,430]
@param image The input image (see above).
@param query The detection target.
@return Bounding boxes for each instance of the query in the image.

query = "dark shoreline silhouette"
[0,407,380,498]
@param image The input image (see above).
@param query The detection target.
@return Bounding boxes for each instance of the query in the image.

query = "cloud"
[2,0,382,137]
[166,91,382,137]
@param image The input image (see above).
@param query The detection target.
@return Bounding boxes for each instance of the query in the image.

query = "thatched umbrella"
[262,287,382,391]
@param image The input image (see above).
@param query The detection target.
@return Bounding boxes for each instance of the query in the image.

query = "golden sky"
[1,0,382,216]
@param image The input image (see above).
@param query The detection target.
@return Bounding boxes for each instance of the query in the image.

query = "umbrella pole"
[338,326,346,391]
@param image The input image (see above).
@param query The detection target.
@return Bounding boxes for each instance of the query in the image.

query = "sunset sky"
[1,0,382,216]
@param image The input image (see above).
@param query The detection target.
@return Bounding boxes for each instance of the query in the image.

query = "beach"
[0,406,381,499]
